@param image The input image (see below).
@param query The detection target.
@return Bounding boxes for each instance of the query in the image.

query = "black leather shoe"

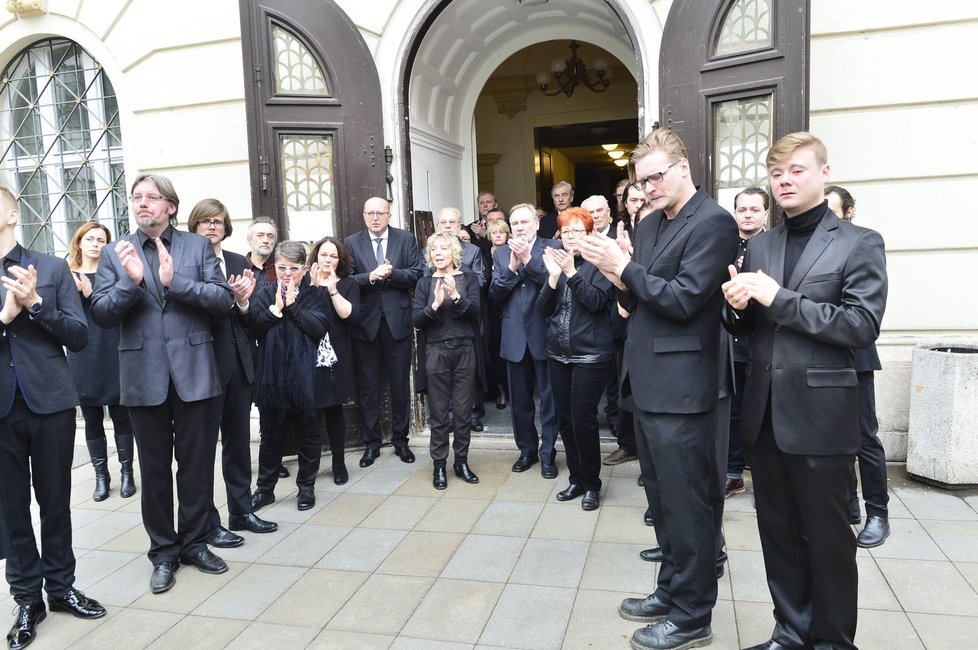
[644,508,654,526]
[556,483,585,501]
[180,548,228,575]
[849,497,862,525]
[856,515,890,548]
[631,619,712,650]
[471,418,485,432]
[297,490,315,511]
[541,463,558,479]
[511,455,538,472]
[433,465,448,490]
[333,464,349,485]
[359,448,380,467]
[394,446,416,463]
[640,547,664,562]
[581,490,600,511]
[206,526,244,548]
[47,588,106,619]
[637,474,645,487]
[742,640,801,650]
[228,512,278,534]
[277,464,290,479]
[250,489,275,511]
[6,602,46,649]
[150,562,178,594]
[618,593,669,623]
[453,461,479,484]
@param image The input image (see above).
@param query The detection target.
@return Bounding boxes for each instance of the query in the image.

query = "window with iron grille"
[0,38,128,256]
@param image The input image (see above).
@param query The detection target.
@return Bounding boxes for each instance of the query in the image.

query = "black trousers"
[426,341,477,462]
[128,383,218,565]
[549,359,609,492]
[850,370,888,518]
[206,362,254,527]
[0,401,76,603]
[611,339,636,453]
[751,407,857,650]
[80,404,133,442]
[633,408,719,630]
[506,352,558,462]
[257,408,320,492]
[726,360,748,477]
[354,318,412,450]
[321,404,346,469]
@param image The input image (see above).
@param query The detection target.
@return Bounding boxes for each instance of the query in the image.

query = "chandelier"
[535,41,610,98]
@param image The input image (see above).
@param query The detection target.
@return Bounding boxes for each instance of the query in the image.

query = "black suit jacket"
[0,246,87,417]
[344,227,425,341]
[724,206,888,455]
[618,189,739,414]
[211,250,255,386]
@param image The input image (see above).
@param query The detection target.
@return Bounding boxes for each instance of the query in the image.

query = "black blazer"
[344,227,425,341]
[412,269,482,394]
[0,246,87,417]
[211,250,256,386]
[724,206,888,455]
[618,189,739,414]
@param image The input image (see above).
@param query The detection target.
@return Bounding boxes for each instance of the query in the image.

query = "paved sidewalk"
[3,433,978,649]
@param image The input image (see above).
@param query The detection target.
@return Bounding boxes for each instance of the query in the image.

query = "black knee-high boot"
[87,438,110,501]
[116,434,137,498]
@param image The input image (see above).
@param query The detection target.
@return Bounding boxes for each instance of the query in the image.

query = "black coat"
[723,205,888,455]
[313,275,360,408]
[536,258,614,363]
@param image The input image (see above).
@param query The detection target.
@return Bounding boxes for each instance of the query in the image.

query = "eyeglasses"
[364,211,389,218]
[130,194,166,204]
[275,265,304,274]
[198,219,225,229]
[631,159,682,190]
[560,228,586,237]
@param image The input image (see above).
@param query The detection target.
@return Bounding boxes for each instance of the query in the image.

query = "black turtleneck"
[783,200,826,281]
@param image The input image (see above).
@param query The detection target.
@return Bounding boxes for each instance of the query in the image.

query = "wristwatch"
[28,297,42,318]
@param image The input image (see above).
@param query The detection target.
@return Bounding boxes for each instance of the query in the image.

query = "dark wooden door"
[660,0,808,216]
[239,0,385,240]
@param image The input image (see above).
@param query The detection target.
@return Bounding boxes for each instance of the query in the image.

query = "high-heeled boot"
[87,438,110,502]
[432,461,448,490]
[115,433,137,498]
[453,457,480,484]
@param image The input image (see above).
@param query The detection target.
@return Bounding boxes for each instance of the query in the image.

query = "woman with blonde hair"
[66,222,136,501]
[413,232,482,489]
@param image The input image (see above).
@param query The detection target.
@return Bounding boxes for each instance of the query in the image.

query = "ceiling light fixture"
[601,143,618,151]
[536,41,610,98]
[613,159,628,167]
[607,149,625,160]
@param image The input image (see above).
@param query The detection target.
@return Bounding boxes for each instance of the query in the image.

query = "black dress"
[66,272,121,406]
[314,276,360,408]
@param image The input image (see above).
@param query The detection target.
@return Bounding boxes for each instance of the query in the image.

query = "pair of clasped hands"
[0,263,41,323]
[114,238,258,307]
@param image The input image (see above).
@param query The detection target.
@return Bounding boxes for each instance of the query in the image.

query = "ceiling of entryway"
[409,0,635,140]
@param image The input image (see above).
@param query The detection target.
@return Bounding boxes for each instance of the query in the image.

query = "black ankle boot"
[433,463,448,490]
[116,434,136,498]
[453,458,479,484]
[87,438,110,501]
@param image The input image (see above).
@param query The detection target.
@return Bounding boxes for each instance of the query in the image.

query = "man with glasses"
[92,174,233,594]
[578,129,738,650]
[345,197,425,467]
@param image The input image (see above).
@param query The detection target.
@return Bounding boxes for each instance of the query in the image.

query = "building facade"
[1,0,976,457]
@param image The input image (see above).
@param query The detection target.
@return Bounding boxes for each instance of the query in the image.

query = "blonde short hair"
[425,232,463,269]
[767,131,828,169]
[487,220,511,237]
[627,128,688,185]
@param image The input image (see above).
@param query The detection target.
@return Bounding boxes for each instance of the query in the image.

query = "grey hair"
[131,173,179,223]
[273,240,308,265]
[581,194,609,210]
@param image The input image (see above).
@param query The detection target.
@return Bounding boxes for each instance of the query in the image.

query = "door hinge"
[254,64,263,89]
[259,154,269,192]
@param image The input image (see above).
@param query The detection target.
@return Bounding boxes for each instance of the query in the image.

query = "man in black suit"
[578,128,738,650]
[489,203,562,478]
[723,133,887,650]
[187,200,278,547]
[345,197,425,467]
[0,185,106,649]
[92,174,234,594]
[824,186,889,548]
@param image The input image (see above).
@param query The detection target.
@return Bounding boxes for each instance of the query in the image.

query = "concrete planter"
[906,343,978,488]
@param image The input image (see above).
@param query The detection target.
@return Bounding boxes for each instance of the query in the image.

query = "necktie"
[375,237,385,266]
[218,256,226,279]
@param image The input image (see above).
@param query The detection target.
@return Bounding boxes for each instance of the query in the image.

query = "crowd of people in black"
[0,127,889,650]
